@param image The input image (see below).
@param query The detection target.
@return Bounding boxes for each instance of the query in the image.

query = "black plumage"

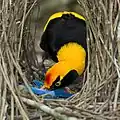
[40,13,87,62]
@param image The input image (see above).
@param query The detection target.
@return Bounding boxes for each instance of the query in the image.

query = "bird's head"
[42,62,79,90]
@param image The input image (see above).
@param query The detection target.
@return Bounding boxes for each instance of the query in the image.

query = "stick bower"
[0,0,120,119]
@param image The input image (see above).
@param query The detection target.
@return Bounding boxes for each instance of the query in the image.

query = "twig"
[7,52,15,120]
[0,49,29,120]
[0,82,7,120]
[21,97,78,120]
[17,0,28,58]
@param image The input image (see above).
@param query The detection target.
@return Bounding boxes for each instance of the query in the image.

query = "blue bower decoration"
[30,80,74,99]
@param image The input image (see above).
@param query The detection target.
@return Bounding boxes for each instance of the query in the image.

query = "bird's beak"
[41,85,49,90]
[41,85,46,89]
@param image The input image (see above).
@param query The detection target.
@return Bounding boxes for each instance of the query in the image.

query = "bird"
[40,11,87,90]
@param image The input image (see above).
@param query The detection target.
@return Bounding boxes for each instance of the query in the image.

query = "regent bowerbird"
[40,11,87,90]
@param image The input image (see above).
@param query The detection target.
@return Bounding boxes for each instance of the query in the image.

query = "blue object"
[31,87,49,95]
[42,89,73,99]
[29,80,74,99]
[33,80,43,88]
[31,87,73,99]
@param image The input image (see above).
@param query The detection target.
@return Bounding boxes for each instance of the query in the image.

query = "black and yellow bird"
[40,11,87,90]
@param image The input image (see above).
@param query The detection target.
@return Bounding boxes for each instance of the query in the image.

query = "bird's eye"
[50,76,61,90]
[55,81,61,86]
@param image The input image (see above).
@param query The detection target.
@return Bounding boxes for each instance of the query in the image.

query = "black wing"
[40,13,87,62]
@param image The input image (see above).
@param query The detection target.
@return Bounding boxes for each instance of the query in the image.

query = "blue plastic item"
[31,87,49,95]
[30,80,74,99]
[33,80,43,88]
[42,89,73,99]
